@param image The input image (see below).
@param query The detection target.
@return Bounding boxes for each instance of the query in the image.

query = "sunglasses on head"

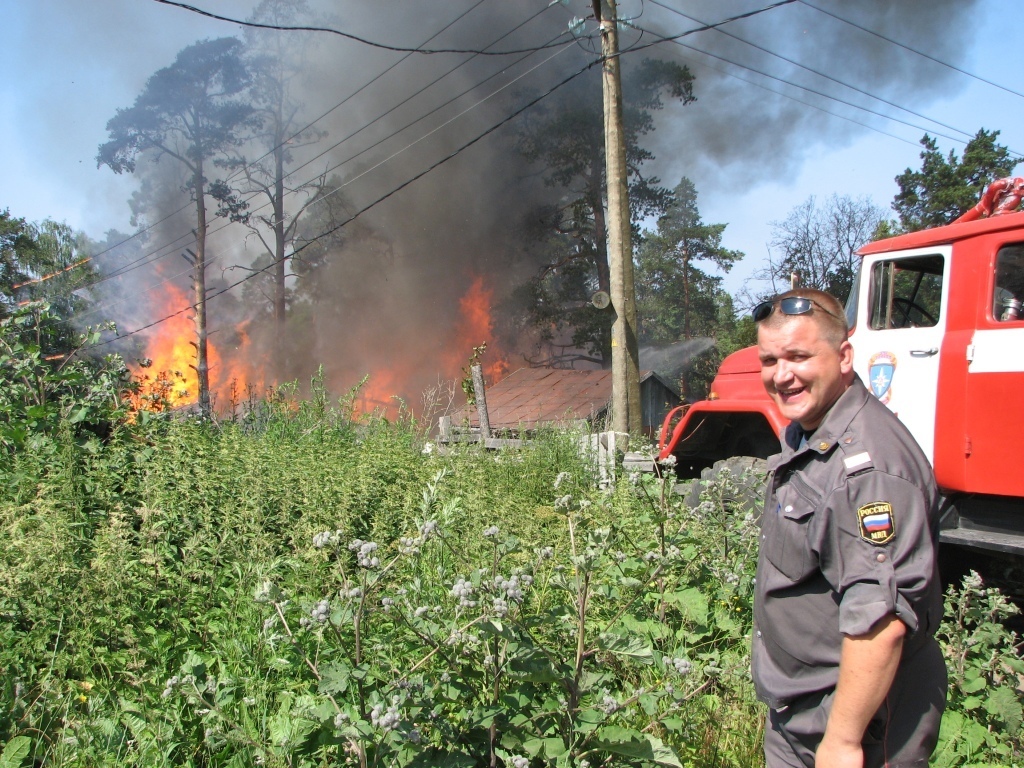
[752,296,841,322]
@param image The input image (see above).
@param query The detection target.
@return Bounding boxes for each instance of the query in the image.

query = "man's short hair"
[756,288,849,347]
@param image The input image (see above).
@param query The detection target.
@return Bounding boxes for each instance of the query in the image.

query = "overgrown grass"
[0,389,1021,767]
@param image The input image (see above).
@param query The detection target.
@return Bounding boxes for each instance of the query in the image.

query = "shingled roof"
[451,367,679,431]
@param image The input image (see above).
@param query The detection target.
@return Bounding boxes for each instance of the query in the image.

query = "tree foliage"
[515,58,695,366]
[635,178,743,345]
[1,212,97,355]
[764,194,887,302]
[0,302,129,452]
[1,210,41,317]
[893,129,1017,232]
[97,37,256,177]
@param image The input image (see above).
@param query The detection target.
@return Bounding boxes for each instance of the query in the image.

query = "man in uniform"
[751,288,946,768]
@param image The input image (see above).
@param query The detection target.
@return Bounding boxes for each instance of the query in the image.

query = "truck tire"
[683,456,769,518]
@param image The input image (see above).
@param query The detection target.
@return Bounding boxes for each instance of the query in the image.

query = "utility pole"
[594,0,641,434]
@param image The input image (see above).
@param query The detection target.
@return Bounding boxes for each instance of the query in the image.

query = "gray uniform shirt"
[752,377,944,708]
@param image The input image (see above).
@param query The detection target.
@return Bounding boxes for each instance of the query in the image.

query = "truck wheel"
[683,456,769,517]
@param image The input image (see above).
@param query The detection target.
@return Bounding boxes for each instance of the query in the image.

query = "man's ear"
[839,340,854,375]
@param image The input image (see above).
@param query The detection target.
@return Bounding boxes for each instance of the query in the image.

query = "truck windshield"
[845,263,862,329]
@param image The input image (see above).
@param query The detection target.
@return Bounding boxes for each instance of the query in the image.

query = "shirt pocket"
[763,476,818,581]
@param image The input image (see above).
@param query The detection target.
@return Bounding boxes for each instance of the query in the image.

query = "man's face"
[757,317,853,431]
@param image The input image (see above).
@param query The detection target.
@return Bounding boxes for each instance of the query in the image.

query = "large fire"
[128,281,259,412]
[355,275,509,415]
[130,275,507,416]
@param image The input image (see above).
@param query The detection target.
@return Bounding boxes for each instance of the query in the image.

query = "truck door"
[963,242,1024,496]
[851,247,950,463]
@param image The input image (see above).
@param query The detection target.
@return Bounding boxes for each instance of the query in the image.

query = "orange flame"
[443,275,510,384]
[128,282,261,412]
[128,283,202,410]
[355,275,509,416]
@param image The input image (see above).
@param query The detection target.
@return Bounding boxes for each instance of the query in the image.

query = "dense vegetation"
[2,312,1023,767]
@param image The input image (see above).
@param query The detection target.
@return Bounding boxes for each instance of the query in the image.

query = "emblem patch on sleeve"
[858,502,895,545]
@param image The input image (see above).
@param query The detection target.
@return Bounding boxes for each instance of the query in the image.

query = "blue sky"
[2,0,1022,299]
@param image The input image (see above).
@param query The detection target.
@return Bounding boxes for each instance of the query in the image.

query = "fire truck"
[658,180,1024,556]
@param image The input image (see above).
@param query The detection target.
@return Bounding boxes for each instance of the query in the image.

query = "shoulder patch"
[858,501,895,545]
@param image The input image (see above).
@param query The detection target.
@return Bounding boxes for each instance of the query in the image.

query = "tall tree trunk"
[682,243,691,339]
[192,160,211,418]
[272,135,287,375]
[273,132,287,327]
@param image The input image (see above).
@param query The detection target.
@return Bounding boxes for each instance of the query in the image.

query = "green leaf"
[597,632,654,662]
[267,693,318,748]
[479,619,515,640]
[961,675,987,694]
[469,705,503,728]
[592,727,683,767]
[662,587,709,621]
[661,717,683,732]
[541,737,568,758]
[519,737,568,759]
[318,661,351,695]
[961,695,982,711]
[180,651,206,680]
[982,685,1023,733]
[0,736,31,768]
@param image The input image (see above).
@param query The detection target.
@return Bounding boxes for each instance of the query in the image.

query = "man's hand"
[816,614,906,768]
[815,733,864,768]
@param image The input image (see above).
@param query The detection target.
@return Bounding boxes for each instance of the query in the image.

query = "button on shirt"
[752,377,944,708]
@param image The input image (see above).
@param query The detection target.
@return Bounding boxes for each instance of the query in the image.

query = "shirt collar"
[769,376,869,469]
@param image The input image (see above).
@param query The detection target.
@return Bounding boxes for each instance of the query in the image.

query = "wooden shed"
[441,367,682,441]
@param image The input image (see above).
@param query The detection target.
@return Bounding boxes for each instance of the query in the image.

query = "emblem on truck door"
[868,351,897,404]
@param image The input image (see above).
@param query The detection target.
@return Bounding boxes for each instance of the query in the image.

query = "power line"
[95,57,601,347]
[151,0,587,56]
[91,0,793,285]
[644,33,921,149]
[79,8,567,313]
[89,0,503,284]
[649,0,980,144]
[799,0,1024,101]
[638,21,1017,158]
[80,31,580,326]
[80,0,839,334]
[612,0,800,56]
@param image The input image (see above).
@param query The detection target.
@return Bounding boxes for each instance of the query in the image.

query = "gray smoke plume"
[81,0,985,412]
[639,338,716,382]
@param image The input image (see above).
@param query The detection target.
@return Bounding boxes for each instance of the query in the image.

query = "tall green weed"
[0,370,1021,767]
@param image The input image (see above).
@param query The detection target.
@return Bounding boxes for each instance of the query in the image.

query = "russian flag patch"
[858,501,895,545]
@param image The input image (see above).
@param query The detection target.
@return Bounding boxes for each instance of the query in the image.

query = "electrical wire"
[644,32,921,149]
[75,0,856,333]
[649,0,983,144]
[151,0,587,56]
[96,0,794,285]
[609,0,800,56]
[799,0,1024,101]
[78,32,582,326]
[93,57,601,347]
[78,9,569,308]
[635,20,1019,158]
[87,0,501,283]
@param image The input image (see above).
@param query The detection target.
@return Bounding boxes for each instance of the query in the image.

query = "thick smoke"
[88,0,985,411]
[639,0,986,182]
